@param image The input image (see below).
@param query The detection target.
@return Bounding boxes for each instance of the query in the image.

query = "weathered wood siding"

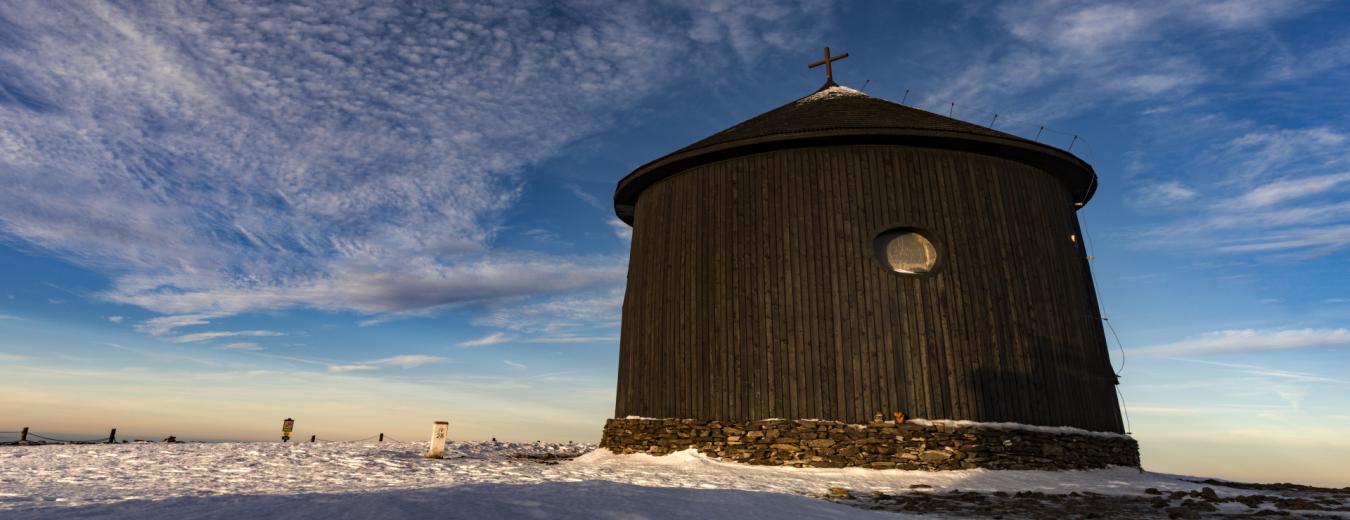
[615,144,1124,433]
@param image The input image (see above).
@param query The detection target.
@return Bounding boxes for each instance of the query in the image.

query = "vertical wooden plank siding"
[616,145,1125,433]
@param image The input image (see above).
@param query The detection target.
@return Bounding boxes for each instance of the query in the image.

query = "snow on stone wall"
[600,417,1140,470]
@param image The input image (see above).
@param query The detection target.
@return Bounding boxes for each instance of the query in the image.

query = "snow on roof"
[795,84,867,104]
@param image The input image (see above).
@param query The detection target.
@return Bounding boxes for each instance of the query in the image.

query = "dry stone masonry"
[601,418,1139,470]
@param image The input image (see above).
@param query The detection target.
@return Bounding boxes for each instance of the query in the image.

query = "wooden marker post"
[426,421,449,459]
[108,428,117,444]
[20,427,28,444]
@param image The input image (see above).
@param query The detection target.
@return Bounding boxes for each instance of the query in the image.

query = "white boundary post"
[427,421,449,459]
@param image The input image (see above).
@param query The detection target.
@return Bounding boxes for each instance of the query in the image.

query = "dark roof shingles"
[673,86,1034,155]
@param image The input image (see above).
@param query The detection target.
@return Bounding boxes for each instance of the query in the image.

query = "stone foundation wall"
[600,418,1139,470]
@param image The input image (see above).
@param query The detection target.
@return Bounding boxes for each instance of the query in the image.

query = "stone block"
[808,438,836,448]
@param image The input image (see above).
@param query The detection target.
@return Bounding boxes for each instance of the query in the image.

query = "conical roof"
[675,84,1028,154]
[614,83,1097,223]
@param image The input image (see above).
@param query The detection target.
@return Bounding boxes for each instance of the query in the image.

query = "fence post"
[379,433,384,442]
[310,435,316,443]
[108,428,116,444]
[427,421,449,459]
[20,427,28,443]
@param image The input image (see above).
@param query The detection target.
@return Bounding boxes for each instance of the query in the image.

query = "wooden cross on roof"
[808,46,849,83]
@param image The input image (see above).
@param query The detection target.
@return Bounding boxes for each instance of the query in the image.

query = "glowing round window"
[874,229,938,275]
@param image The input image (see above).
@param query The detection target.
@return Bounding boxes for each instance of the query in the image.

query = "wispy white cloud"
[326,354,446,372]
[369,355,446,369]
[1128,126,1350,257]
[110,258,629,317]
[1001,0,1311,55]
[503,359,527,370]
[107,315,124,323]
[217,342,263,351]
[0,314,19,320]
[1264,34,1350,82]
[459,287,623,349]
[567,184,606,211]
[1213,225,1350,253]
[1133,180,1198,207]
[525,336,618,345]
[104,342,222,368]
[458,331,616,348]
[0,353,28,362]
[926,0,1312,124]
[475,289,623,336]
[458,332,515,348]
[523,228,561,244]
[462,288,624,350]
[170,330,285,344]
[1118,71,1207,96]
[1221,128,1349,183]
[327,364,378,373]
[1154,358,1347,413]
[0,1,825,325]
[136,314,220,336]
[1190,0,1315,29]
[608,218,633,242]
[1174,359,1350,385]
[1136,328,1350,356]
[1275,386,1307,409]
[1128,403,1289,417]
[1226,172,1350,209]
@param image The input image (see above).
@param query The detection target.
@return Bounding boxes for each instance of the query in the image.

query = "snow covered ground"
[0,441,1339,519]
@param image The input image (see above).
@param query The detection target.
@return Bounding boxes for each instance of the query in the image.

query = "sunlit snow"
[0,441,1261,519]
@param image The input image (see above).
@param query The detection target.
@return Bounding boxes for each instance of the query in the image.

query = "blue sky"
[1,1,1348,486]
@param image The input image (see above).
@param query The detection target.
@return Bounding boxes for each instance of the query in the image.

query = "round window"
[874,229,939,275]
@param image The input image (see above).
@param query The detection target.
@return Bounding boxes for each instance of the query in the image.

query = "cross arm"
[808,52,849,68]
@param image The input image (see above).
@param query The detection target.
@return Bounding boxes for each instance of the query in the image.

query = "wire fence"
[318,434,379,443]
[862,83,1100,162]
[313,432,396,443]
[27,433,111,443]
[2,427,404,445]
[1,428,114,445]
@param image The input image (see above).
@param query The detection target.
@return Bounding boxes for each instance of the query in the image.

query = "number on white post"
[427,421,449,459]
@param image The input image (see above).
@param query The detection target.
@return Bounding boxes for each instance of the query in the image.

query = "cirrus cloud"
[326,354,447,372]
[1135,328,1350,356]
[170,330,285,344]
[0,1,827,325]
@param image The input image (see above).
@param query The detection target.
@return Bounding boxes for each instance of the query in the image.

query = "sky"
[1,0,1347,486]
